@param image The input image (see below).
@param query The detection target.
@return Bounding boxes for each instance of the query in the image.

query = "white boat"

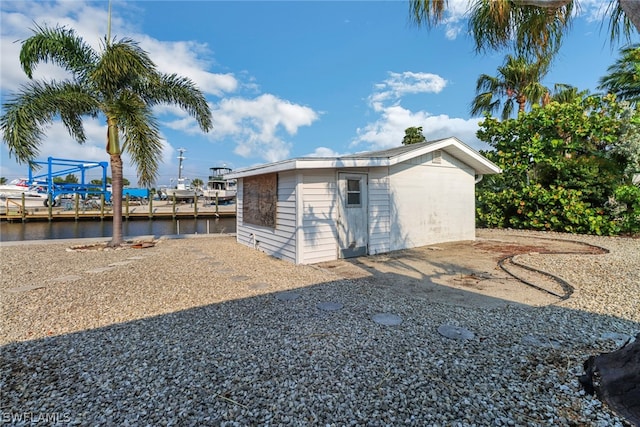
[157,148,203,201]
[0,178,50,209]
[202,167,236,203]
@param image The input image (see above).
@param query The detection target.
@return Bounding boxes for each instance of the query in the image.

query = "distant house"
[225,137,501,265]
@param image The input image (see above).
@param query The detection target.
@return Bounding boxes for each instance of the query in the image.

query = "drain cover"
[275,291,301,301]
[437,324,475,340]
[372,313,403,326]
[317,302,343,311]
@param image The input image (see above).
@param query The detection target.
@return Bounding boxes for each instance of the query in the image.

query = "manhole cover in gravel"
[437,324,475,340]
[275,291,301,301]
[372,313,403,326]
[50,275,82,283]
[317,302,344,311]
[521,334,562,349]
[248,282,270,290]
[6,284,46,293]
[230,275,250,282]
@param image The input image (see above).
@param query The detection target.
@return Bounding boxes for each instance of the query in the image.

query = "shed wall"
[367,167,391,255]
[389,151,475,251]
[300,170,338,264]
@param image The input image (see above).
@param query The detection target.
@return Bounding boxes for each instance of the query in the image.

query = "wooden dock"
[1,199,236,222]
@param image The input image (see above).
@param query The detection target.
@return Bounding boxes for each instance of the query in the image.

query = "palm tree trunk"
[620,0,640,32]
[517,94,527,114]
[106,116,124,247]
[109,154,124,246]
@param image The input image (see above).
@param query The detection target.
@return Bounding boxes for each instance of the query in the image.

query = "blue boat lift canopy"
[28,157,111,204]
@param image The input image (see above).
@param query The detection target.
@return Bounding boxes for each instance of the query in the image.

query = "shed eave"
[225,158,391,179]
[225,136,501,179]
[388,137,501,175]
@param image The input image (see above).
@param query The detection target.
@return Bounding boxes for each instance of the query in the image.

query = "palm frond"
[409,0,450,27]
[92,37,158,97]
[468,0,571,58]
[147,74,213,132]
[502,98,516,120]
[111,92,162,186]
[471,92,502,117]
[20,24,97,80]
[605,0,635,45]
[1,81,99,163]
[599,43,640,106]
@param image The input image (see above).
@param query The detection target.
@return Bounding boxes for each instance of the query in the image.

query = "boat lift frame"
[28,157,111,204]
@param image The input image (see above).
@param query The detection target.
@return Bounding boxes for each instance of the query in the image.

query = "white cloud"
[353,104,486,151]
[0,1,237,97]
[212,94,319,162]
[136,37,238,97]
[353,71,489,153]
[369,71,448,107]
[437,0,473,40]
[573,0,611,22]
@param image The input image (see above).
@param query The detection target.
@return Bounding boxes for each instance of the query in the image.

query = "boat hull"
[202,189,236,203]
[1,193,49,213]
[159,188,203,200]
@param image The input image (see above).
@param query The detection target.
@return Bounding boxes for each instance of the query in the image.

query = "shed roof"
[225,136,501,179]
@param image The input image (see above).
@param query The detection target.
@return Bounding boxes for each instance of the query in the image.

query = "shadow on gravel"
[2,282,638,424]
[1,233,638,426]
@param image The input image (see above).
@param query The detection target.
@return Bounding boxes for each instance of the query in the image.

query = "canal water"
[0,217,236,242]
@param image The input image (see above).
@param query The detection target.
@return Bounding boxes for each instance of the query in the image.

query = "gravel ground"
[0,230,638,426]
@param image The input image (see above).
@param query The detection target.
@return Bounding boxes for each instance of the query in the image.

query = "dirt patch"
[473,239,606,257]
[315,231,608,309]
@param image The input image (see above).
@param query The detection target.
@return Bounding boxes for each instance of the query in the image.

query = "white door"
[337,173,368,258]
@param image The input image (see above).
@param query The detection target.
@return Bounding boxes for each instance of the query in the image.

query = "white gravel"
[1,230,638,426]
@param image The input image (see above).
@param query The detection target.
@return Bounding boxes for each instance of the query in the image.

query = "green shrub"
[610,185,640,234]
[477,185,620,235]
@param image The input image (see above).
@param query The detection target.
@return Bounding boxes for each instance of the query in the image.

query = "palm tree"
[544,83,588,104]
[470,55,551,119]
[599,43,640,106]
[1,24,212,246]
[410,0,636,59]
[191,178,204,190]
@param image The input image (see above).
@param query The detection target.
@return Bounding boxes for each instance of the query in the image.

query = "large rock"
[579,333,640,426]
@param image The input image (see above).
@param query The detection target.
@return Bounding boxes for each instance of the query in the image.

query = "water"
[0,217,236,242]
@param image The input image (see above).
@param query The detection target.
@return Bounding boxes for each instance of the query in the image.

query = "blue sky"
[1,1,637,186]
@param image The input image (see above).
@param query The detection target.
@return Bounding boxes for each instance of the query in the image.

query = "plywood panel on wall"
[243,173,277,228]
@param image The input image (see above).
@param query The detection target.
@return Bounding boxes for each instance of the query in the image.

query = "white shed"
[225,137,501,265]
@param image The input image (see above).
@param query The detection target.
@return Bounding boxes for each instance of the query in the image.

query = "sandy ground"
[314,229,609,309]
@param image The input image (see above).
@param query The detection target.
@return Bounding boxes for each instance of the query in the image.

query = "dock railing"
[1,195,236,222]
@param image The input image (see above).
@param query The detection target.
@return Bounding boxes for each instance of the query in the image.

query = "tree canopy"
[476,94,640,234]
[471,55,551,119]
[410,0,636,61]
[402,126,427,145]
[599,43,640,107]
